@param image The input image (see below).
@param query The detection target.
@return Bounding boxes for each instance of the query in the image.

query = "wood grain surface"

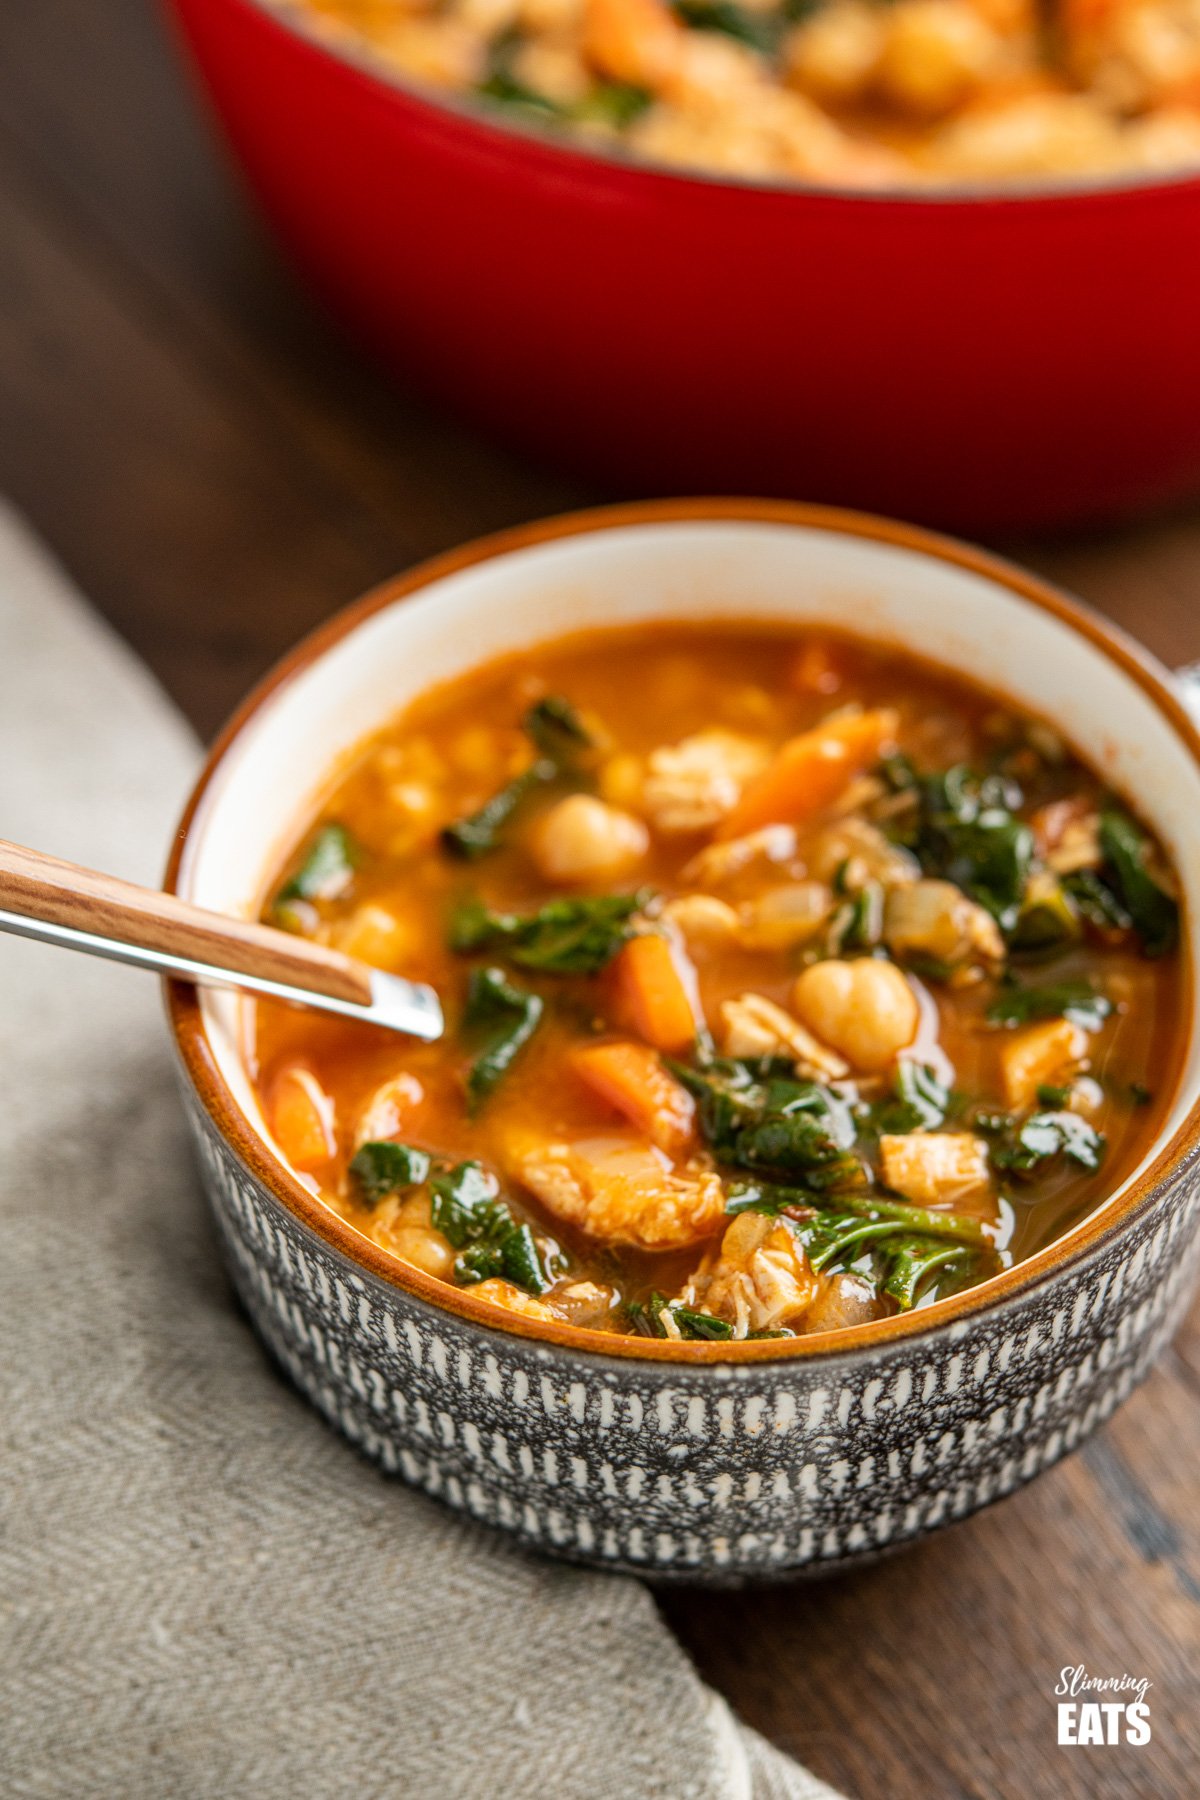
[1,5,1196,1795]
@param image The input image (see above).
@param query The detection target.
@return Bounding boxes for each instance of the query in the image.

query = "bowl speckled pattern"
[184,1083,1200,1580]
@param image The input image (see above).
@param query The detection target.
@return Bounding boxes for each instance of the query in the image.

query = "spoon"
[0,838,444,1040]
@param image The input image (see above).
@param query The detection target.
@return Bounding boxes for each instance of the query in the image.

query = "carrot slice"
[612,932,700,1055]
[568,1039,696,1156]
[267,1064,337,1172]
[718,707,898,838]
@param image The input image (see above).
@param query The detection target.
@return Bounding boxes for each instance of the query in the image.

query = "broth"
[250,624,1186,1343]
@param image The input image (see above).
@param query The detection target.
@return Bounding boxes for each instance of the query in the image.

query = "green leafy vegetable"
[1098,809,1179,956]
[276,823,358,905]
[673,0,782,51]
[349,1140,431,1206]
[990,1109,1106,1176]
[879,1237,980,1310]
[576,80,653,125]
[1062,868,1132,933]
[913,765,1034,931]
[1010,877,1081,952]
[429,1160,552,1295]
[442,761,557,860]
[523,695,593,760]
[871,1061,951,1134]
[1036,1083,1073,1108]
[829,880,883,954]
[450,892,645,974]
[986,978,1113,1032]
[462,967,543,1110]
[626,1291,734,1340]
[725,1184,994,1311]
[673,1059,866,1191]
[442,693,595,859]
[477,69,563,114]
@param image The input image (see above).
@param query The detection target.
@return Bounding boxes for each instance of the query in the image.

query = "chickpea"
[786,2,886,107]
[791,957,919,1072]
[876,0,1001,117]
[531,794,649,883]
[389,1225,456,1280]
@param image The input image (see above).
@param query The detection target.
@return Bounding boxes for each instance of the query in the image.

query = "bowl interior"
[176,511,1200,1271]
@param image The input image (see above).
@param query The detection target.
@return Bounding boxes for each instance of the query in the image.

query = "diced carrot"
[568,1038,696,1156]
[612,931,701,1055]
[267,1064,337,1172]
[718,708,898,838]
[789,639,845,697]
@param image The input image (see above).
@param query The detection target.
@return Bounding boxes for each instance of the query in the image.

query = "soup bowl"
[167,499,1200,1581]
[162,0,1200,533]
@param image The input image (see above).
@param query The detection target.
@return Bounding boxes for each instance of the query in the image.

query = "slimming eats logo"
[1056,1666,1152,1745]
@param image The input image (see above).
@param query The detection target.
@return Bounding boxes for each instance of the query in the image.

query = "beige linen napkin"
[0,505,844,1800]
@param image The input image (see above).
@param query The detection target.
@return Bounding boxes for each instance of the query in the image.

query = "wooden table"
[2,6,1197,1794]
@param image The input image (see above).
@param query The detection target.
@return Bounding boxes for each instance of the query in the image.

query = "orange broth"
[250,625,1186,1342]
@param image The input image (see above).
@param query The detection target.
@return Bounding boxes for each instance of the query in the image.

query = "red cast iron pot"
[166,0,1200,532]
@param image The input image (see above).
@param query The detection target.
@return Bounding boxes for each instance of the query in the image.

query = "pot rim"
[165,496,1200,1366]
[206,0,1200,208]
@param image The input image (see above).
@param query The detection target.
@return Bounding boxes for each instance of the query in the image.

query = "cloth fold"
[0,504,843,1800]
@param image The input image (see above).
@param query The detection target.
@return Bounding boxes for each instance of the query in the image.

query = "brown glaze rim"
[165,497,1200,1366]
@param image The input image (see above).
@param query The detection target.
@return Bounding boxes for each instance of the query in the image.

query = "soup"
[279,0,1200,185]
[251,625,1184,1343]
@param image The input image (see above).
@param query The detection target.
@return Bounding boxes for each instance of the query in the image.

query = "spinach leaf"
[576,80,653,125]
[1099,809,1179,956]
[349,1140,431,1206]
[626,1292,733,1340]
[986,978,1112,1032]
[442,693,596,859]
[462,967,543,1110]
[990,1109,1106,1176]
[276,823,358,905]
[871,1060,951,1134]
[1062,868,1133,933]
[828,880,883,954]
[442,760,557,860]
[674,1060,865,1190]
[673,0,782,51]
[429,1160,552,1294]
[429,1160,505,1246]
[523,695,593,760]
[1009,876,1081,952]
[477,69,563,115]
[450,892,645,974]
[723,1184,995,1311]
[879,1237,980,1310]
[914,765,1034,931]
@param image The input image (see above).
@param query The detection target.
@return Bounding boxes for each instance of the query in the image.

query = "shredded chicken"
[720,991,850,1081]
[682,823,799,887]
[681,1211,818,1338]
[880,1131,991,1206]
[883,878,1005,966]
[472,1279,559,1322]
[505,1130,726,1249]
[999,1018,1090,1110]
[642,729,770,833]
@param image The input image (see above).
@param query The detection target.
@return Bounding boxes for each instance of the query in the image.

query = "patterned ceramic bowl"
[167,500,1200,1582]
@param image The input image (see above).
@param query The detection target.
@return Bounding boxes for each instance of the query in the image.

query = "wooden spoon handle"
[0,837,373,1008]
